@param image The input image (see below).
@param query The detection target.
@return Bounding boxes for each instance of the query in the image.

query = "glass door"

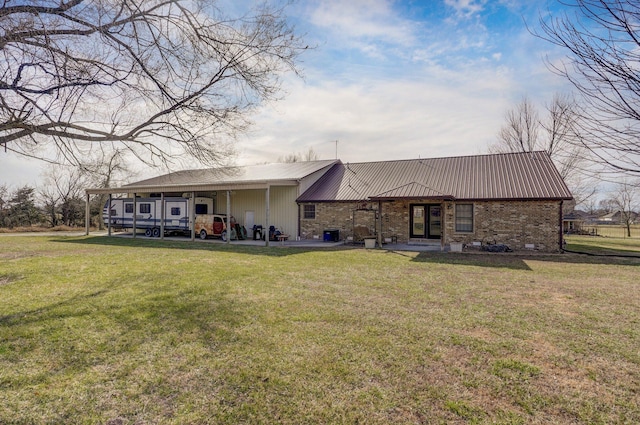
[410,205,426,238]
[410,204,441,239]
[428,205,441,239]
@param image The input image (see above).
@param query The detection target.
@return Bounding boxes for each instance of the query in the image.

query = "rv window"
[110,209,117,217]
[125,204,133,213]
[171,207,181,216]
[140,203,151,214]
[195,204,208,214]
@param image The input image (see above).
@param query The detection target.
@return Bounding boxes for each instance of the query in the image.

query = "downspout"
[559,200,564,252]
[297,202,301,241]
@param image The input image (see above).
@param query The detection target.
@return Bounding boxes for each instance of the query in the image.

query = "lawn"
[1,235,639,424]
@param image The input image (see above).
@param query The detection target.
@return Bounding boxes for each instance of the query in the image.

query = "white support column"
[160,193,165,240]
[265,185,270,247]
[190,191,196,241]
[85,192,90,235]
[107,194,112,236]
[226,190,231,245]
[132,194,137,239]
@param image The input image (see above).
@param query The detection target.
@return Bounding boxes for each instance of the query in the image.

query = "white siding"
[217,186,299,238]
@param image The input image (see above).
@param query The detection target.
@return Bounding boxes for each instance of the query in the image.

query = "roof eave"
[87,179,299,195]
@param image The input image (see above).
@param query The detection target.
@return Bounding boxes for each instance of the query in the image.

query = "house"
[562,210,587,234]
[297,151,572,252]
[86,151,573,252]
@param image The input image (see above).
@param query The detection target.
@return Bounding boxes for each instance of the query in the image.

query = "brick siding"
[299,199,563,252]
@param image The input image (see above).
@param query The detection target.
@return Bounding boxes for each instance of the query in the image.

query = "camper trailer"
[103,196,214,237]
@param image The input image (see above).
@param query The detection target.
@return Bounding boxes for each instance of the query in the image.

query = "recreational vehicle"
[103,196,214,237]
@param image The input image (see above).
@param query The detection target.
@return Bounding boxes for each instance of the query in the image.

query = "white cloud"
[444,0,488,19]
[307,0,417,55]
[237,64,517,165]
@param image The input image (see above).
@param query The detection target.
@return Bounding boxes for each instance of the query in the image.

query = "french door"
[410,204,441,239]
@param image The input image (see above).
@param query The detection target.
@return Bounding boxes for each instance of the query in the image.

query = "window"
[195,204,208,214]
[140,203,151,214]
[455,204,473,232]
[125,203,133,214]
[170,207,181,216]
[303,204,316,219]
[110,209,117,217]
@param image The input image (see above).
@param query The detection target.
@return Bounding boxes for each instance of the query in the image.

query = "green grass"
[566,234,640,256]
[1,235,639,424]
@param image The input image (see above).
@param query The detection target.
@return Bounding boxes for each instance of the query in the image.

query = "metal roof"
[297,151,573,202]
[87,160,339,194]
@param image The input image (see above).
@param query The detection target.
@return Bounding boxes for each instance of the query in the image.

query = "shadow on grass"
[393,250,640,269]
[51,235,332,257]
[0,289,108,326]
[52,235,640,269]
[0,271,253,390]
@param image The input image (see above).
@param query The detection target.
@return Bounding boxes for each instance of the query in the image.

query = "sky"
[0,0,572,188]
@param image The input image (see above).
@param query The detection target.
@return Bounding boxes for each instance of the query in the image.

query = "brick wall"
[299,201,375,240]
[443,200,563,252]
[299,199,563,252]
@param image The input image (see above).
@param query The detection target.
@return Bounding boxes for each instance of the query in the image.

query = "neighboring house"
[596,210,638,225]
[86,151,573,252]
[562,210,586,234]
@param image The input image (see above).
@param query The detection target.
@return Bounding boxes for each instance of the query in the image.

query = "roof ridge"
[344,151,548,166]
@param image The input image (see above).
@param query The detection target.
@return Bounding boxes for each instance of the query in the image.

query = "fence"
[579,225,640,239]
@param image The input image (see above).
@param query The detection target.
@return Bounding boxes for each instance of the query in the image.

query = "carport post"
[132,194,137,239]
[265,185,270,247]
[226,190,231,245]
[160,193,165,240]
[107,194,112,236]
[85,192,90,235]
[190,191,196,241]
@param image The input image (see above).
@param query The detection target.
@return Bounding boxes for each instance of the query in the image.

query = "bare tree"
[82,149,135,229]
[608,181,639,237]
[536,0,640,176]
[278,147,319,163]
[490,94,596,206]
[0,1,306,167]
[40,165,89,226]
[494,96,540,154]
